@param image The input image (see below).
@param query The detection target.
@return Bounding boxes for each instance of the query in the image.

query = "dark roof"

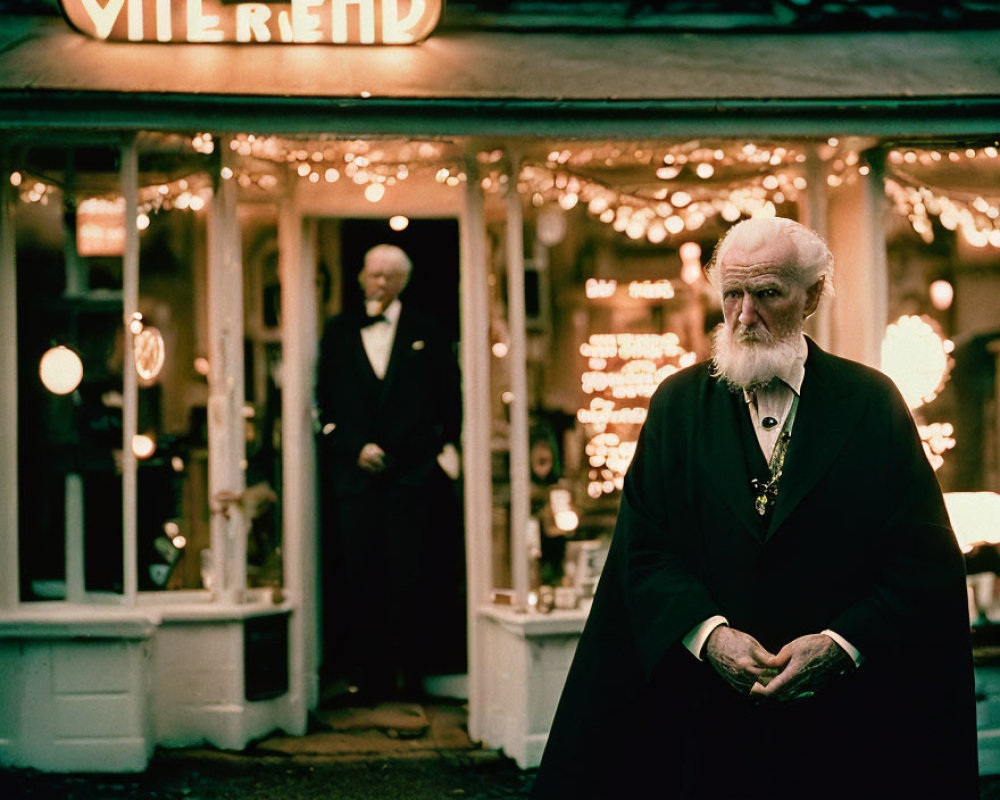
[0,15,998,137]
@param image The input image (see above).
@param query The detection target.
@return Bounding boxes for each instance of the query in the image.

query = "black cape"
[532,340,977,800]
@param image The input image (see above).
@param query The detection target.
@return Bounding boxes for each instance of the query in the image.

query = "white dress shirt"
[683,336,863,667]
[359,298,402,379]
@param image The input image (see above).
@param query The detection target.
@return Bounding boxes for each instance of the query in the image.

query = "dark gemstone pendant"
[762,416,778,429]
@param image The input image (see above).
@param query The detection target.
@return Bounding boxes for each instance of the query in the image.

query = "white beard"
[711,323,803,392]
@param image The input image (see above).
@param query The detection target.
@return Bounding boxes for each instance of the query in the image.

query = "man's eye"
[758,289,780,298]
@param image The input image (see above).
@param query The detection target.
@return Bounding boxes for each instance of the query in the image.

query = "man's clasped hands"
[704,625,854,702]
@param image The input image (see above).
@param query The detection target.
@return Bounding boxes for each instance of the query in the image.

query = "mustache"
[734,325,773,344]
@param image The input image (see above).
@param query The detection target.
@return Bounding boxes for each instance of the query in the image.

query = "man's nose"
[738,293,759,325]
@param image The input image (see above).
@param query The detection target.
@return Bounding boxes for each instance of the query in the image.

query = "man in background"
[532,217,976,799]
[317,244,461,702]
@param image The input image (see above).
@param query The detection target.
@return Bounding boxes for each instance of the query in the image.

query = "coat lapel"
[764,339,865,540]
[350,313,383,402]
[379,304,412,404]
[698,374,761,541]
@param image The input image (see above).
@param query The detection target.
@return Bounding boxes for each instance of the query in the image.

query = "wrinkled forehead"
[718,239,799,287]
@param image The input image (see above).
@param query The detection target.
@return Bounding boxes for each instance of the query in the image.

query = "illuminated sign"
[60,0,441,44]
[77,196,126,257]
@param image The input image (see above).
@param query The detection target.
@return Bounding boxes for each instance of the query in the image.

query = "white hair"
[363,244,413,280]
[706,217,834,299]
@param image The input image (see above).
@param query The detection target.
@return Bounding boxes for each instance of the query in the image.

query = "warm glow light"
[585,278,617,299]
[172,535,187,549]
[671,191,691,208]
[133,327,166,382]
[10,171,22,187]
[61,0,443,44]
[389,215,409,231]
[881,315,951,410]
[77,197,126,257]
[554,509,580,533]
[492,342,509,358]
[365,183,385,203]
[696,163,714,179]
[679,242,701,262]
[133,434,156,459]
[944,492,1000,553]
[628,280,675,300]
[39,346,83,395]
[929,280,954,311]
[919,421,956,471]
[194,357,210,376]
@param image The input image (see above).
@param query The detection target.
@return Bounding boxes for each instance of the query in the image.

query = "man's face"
[711,232,825,390]
[719,260,809,346]
[359,256,408,310]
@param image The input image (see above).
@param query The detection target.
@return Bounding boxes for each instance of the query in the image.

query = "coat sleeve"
[316,316,368,462]
[427,319,462,447]
[617,379,726,679]
[828,375,969,662]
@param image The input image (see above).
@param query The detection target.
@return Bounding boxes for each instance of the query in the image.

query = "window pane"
[135,194,211,591]
[16,146,125,600]
[243,211,283,590]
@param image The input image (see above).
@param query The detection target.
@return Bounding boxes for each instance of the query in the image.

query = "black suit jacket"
[532,339,977,799]
[316,303,461,493]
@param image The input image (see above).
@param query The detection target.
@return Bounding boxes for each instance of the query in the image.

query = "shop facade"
[2,2,1000,775]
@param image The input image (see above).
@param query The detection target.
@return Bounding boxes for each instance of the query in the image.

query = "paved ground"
[5,698,1000,799]
[0,700,535,800]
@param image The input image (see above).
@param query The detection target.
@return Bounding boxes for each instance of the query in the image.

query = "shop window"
[134,209,211,592]
[16,148,127,600]
[9,136,284,603]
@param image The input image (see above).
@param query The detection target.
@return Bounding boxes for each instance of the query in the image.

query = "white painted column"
[460,153,492,741]
[279,181,318,723]
[504,158,530,613]
[825,149,889,367]
[121,136,139,604]
[206,141,248,605]
[0,148,19,610]
[800,144,833,351]
[64,474,85,603]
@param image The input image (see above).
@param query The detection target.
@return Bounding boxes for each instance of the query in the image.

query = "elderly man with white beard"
[531,218,977,800]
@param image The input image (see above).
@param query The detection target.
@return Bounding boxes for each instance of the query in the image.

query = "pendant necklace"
[750,393,799,517]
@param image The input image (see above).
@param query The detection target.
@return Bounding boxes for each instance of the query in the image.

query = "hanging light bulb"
[39,345,83,395]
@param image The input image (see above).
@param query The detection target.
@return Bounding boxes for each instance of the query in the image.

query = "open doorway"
[315,216,467,709]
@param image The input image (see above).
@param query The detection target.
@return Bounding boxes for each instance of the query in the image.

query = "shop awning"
[1,16,999,137]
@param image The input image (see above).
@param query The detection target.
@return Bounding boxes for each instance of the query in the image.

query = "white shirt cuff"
[683,615,729,661]
[821,629,864,667]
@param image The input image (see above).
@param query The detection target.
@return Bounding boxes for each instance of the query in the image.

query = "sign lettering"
[60,0,440,44]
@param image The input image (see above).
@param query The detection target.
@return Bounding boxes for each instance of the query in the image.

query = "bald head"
[708,217,834,300]
[360,244,413,313]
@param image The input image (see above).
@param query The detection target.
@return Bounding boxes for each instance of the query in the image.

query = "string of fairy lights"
[883,146,1000,249]
[8,135,1000,255]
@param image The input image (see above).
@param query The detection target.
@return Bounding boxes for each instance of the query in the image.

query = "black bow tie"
[362,313,388,328]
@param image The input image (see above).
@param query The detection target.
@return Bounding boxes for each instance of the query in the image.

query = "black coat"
[316,303,461,493]
[532,339,977,800]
